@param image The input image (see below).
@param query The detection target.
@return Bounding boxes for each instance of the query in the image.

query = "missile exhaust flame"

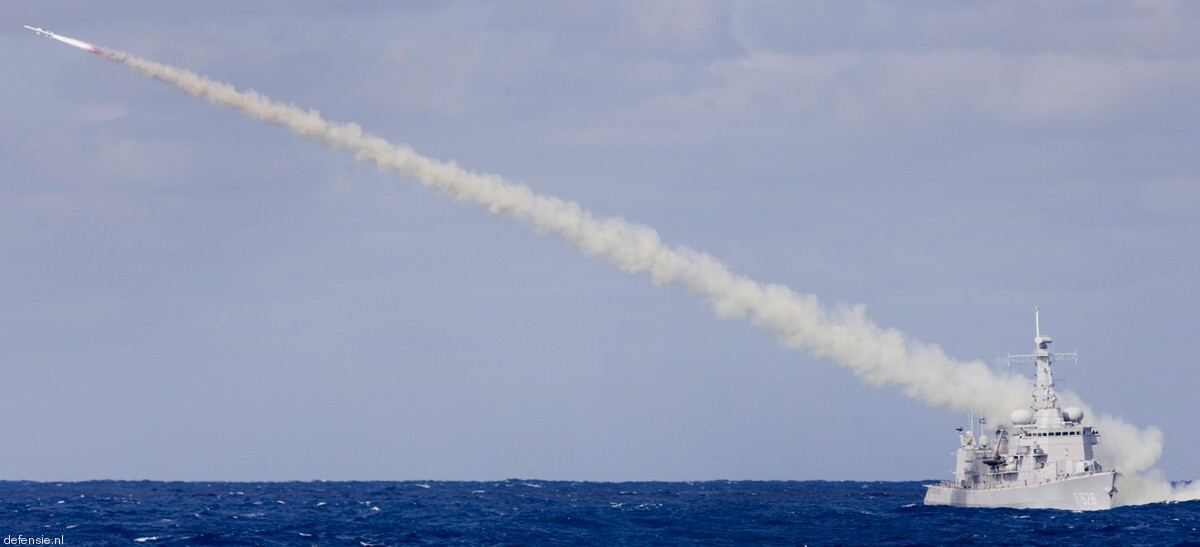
[25,25,1197,505]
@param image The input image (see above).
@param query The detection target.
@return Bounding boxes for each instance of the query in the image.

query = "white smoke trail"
[99,48,1187,505]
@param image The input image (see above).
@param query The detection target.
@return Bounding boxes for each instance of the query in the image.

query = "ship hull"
[923,471,1118,510]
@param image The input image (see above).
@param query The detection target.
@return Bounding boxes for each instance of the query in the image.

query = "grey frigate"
[923,310,1119,510]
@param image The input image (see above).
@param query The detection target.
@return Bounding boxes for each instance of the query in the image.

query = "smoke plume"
[97,47,1188,505]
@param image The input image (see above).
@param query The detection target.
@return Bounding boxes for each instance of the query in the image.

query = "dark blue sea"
[2,480,1196,546]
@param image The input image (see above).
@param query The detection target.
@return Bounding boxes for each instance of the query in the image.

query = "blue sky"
[2,1,1198,481]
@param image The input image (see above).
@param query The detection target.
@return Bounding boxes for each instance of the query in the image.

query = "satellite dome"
[1010,408,1034,425]
[1063,407,1084,423]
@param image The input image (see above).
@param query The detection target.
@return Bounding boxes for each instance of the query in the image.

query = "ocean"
[1,480,1195,545]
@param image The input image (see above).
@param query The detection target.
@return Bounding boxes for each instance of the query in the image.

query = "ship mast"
[1008,308,1077,416]
[1031,307,1057,410]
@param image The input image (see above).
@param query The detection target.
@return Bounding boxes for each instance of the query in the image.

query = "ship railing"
[954,468,1101,491]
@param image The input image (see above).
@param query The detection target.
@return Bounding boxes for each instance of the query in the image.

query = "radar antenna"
[1036,306,1041,338]
[1005,308,1076,410]
[1007,308,1077,366]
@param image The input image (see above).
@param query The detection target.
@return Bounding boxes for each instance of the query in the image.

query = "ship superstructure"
[923,310,1119,510]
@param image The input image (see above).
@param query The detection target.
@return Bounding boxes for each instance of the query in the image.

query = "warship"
[924,310,1119,510]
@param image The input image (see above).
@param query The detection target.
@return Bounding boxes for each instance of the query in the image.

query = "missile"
[24,25,52,38]
[23,24,99,53]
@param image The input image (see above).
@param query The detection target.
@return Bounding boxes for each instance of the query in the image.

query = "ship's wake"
[77,41,1193,506]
